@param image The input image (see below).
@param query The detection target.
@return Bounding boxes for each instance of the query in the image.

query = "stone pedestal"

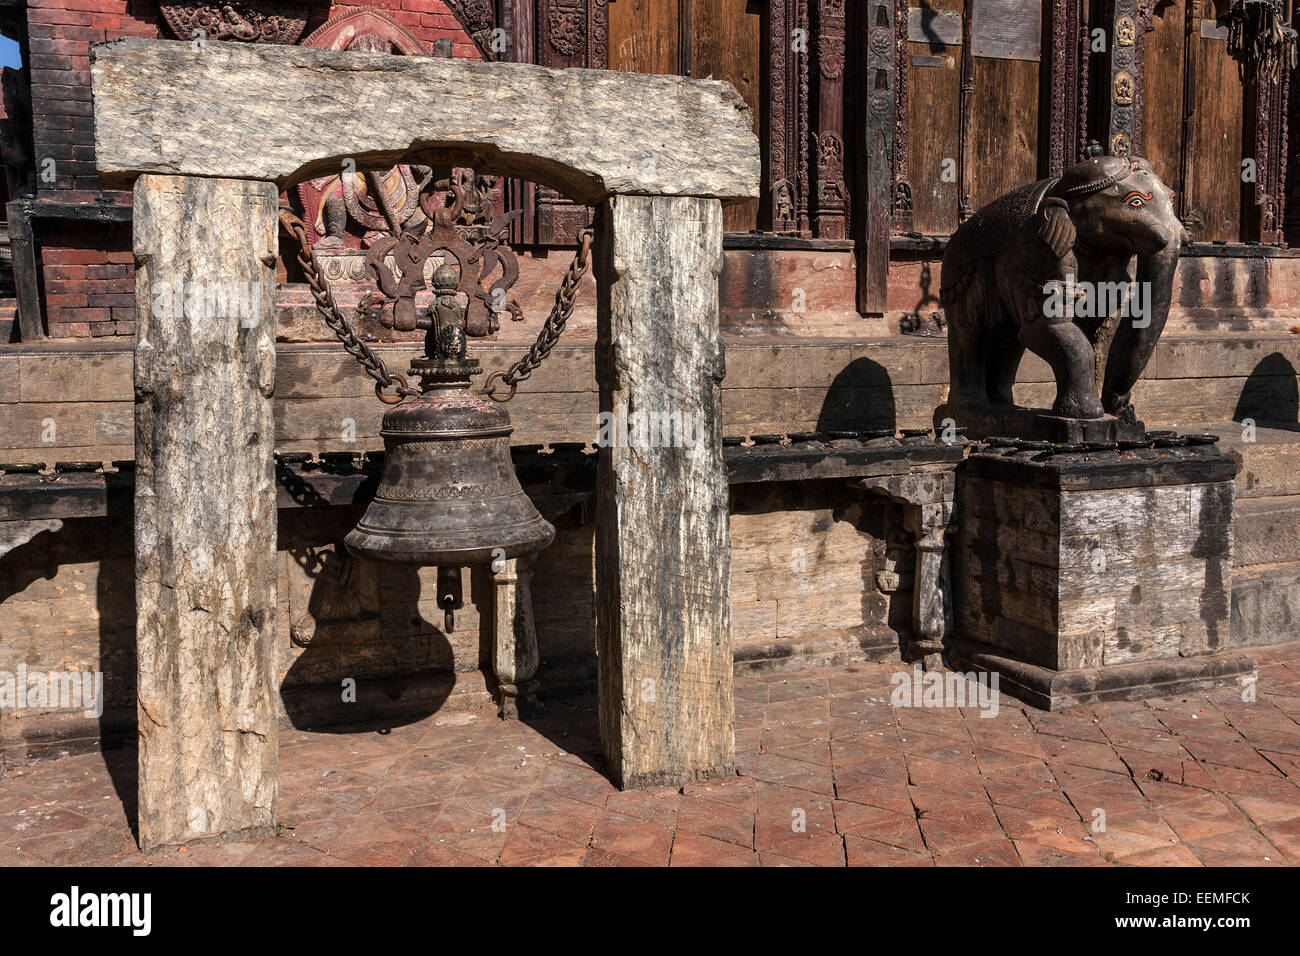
[948,442,1257,709]
[934,402,1146,444]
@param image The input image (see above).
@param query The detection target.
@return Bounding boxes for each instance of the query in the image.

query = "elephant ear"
[1037,197,1076,262]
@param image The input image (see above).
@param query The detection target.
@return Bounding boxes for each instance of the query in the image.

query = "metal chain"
[483,228,594,402]
[278,208,421,405]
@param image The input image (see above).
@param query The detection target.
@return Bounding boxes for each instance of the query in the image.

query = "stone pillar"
[133,175,279,852]
[862,471,955,667]
[905,501,951,669]
[594,194,735,789]
[492,556,542,719]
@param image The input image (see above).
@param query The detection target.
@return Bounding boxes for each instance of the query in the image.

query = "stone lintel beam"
[89,38,760,203]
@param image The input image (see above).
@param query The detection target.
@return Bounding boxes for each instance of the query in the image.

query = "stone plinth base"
[947,637,1257,710]
[950,441,1244,709]
[934,402,1146,443]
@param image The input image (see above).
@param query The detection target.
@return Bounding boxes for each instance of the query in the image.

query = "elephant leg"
[1102,243,1179,417]
[1016,317,1104,419]
[999,257,1103,420]
[946,317,991,410]
[986,338,1023,407]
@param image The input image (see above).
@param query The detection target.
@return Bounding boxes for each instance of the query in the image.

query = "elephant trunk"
[1101,238,1180,416]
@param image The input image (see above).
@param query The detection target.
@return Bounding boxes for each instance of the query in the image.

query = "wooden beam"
[6,202,45,342]
[90,38,759,203]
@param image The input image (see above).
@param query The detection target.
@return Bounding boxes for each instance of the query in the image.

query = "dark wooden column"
[763,0,810,234]
[1044,0,1087,176]
[809,0,848,238]
[890,0,913,232]
[501,0,538,246]
[1242,5,1294,245]
[856,0,898,314]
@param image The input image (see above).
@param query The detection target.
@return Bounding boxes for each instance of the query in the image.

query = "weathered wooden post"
[133,175,279,851]
[595,195,734,788]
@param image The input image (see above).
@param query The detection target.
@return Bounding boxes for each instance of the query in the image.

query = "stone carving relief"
[157,1,309,44]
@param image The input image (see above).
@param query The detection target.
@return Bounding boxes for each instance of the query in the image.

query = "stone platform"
[934,402,1147,444]
[949,438,1256,710]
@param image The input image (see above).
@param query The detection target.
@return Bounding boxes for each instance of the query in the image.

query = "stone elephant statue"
[939,145,1188,429]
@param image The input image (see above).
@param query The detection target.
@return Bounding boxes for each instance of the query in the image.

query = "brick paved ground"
[2,642,1298,867]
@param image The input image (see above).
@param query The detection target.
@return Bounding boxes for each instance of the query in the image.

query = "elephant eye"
[1124,190,1153,208]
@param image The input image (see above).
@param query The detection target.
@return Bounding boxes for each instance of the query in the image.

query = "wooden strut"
[958,0,976,222]
[1178,0,1198,231]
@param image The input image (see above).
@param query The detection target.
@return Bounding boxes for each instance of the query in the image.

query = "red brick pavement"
[2,642,1298,867]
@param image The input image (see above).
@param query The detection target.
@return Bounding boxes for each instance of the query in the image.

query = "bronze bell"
[345,265,555,630]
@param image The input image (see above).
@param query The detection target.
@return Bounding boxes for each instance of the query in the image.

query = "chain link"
[483,228,594,402]
[279,209,421,405]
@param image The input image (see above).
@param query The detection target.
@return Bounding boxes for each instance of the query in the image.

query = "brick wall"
[22,0,480,338]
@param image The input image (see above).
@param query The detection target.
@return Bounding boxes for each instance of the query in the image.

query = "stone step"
[1231,562,1300,647]
[1185,422,1300,499]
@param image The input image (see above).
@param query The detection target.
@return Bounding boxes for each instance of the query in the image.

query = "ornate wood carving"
[957,0,974,220]
[1094,0,1141,157]
[891,0,912,231]
[530,0,609,244]
[444,0,498,57]
[858,0,897,314]
[1044,0,1087,176]
[291,9,437,266]
[764,0,810,235]
[158,1,309,44]
[811,0,848,238]
[1245,5,1294,244]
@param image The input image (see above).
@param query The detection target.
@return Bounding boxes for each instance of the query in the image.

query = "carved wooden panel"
[1044,0,1086,177]
[532,0,609,244]
[1092,0,1141,158]
[764,0,810,234]
[859,0,897,312]
[157,1,309,44]
[810,0,847,238]
[1243,4,1294,245]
